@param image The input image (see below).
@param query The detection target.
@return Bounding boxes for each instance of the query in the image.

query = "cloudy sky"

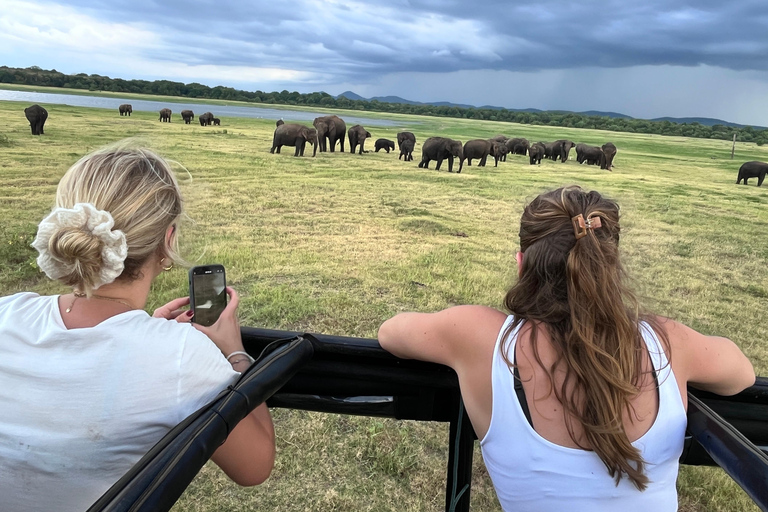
[3,0,768,125]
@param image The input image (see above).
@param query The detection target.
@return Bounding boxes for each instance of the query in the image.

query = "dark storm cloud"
[23,0,768,83]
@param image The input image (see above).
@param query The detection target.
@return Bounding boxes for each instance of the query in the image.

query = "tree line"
[3,66,766,145]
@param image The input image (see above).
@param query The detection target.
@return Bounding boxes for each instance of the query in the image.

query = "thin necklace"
[66,291,135,313]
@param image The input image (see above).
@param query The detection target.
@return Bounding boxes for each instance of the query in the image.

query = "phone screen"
[191,267,227,327]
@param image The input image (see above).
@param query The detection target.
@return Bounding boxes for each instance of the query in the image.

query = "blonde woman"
[0,147,274,511]
[379,186,754,511]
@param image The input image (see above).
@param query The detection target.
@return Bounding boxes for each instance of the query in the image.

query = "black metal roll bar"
[241,327,768,512]
[90,327,768,512]
[88,335,314,512]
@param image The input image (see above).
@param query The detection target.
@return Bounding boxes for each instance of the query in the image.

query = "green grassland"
[1,95,766,511]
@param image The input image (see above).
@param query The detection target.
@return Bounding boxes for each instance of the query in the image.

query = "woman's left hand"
[153,296,192,323]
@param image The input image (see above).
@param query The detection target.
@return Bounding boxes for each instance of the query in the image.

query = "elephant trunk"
[458,149,464,173]
[312,134,318,157]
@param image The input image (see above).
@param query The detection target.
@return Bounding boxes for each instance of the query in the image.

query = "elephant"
[270,123,318,157]
[463,139,493,167]
[418,137,463,173]
[159,108,172,122]
[490,135,509,160]
[399,139,414,161]
[528,142,545,165]
[489,141,509,167]
[576,144,603,166]
[601,142,617,170]
[374,138,395,153]
[276,119,284,127]
[199,112,214,126]
[313,115,346,152]
[553,140,576,162]
[348,125,371,154]
[505,138,530,157]
[24,104,48,135]
[736,161,768,186]
[119,104,132,116]
[213,118,221,126]
[397,131,416,150]
[543,142,558,161]
[180,110,194,124]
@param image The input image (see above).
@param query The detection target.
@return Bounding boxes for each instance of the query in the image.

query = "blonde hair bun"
[32,203,128,291]
[32,145,185,295]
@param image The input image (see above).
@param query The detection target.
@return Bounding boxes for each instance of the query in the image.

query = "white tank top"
[480,316,687,512]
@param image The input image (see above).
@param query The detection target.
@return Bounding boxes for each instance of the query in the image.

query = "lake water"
[0,89,401,126]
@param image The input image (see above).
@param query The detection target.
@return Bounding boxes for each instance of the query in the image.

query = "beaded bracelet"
[226,351,255,365]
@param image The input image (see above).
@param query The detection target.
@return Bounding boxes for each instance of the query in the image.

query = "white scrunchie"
[32,203,128,289]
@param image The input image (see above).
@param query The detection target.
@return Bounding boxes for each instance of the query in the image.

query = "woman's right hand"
[191,286,245,358]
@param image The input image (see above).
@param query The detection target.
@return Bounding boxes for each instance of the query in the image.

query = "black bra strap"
[512,343,659,431]
[513,361,534,428]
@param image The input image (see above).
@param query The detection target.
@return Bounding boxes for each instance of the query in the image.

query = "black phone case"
[188,265,226,326]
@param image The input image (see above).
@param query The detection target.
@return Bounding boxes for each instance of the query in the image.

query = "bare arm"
[185,288,276,485]
[379,306,506,439]
[665,318,755,396]
[378,305,506,368]
[210,403,275,486]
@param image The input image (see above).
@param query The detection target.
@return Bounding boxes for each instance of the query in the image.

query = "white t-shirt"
[0,292,239,512]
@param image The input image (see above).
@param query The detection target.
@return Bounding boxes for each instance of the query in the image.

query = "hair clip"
[572,214,602,240]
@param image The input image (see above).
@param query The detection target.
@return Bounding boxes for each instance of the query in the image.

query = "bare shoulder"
[649,315,755,396]
[440,304,508,329]
[651,316,719,353]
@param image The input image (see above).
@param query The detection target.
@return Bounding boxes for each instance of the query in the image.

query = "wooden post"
[731,133,737,160]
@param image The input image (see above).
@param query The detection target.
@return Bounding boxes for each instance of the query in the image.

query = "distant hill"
[580,110,633,119]
[335,91,764,129]
[649,117,748,128]
[337,90,367,101]
[371,95,421,105]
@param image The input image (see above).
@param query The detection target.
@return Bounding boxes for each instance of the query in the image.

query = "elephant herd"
[17,104,766,187]
[267,115,618,176]
[479,136,617,171]
[154,107,221,126]
[20,103,224,137]
[417,136,617,174]
[270,115,420,161]
[411,135,618,173]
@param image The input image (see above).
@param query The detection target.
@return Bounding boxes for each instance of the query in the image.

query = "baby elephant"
[213,118,221,126]
[375,138,395,153]
[737,161,768,186]
[399,139,414,161]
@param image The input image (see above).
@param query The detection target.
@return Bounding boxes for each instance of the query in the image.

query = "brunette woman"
[379,186,754,511]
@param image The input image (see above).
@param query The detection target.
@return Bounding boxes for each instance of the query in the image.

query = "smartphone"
[189,264,227,327]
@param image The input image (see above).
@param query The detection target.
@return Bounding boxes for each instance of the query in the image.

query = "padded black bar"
[87,335,314,512]
[686,394,768,509]
[242,327,461,422]
[243,328,765,509]
[243,327,768,462]
[241,327,472,510]
[87,326,768,511]
[689,381,768,452]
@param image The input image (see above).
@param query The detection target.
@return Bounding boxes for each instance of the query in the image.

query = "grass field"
[1,91,766,511]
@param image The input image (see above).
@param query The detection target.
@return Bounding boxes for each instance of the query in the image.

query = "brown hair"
[503,186,667,490]
[49,145,184,294]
